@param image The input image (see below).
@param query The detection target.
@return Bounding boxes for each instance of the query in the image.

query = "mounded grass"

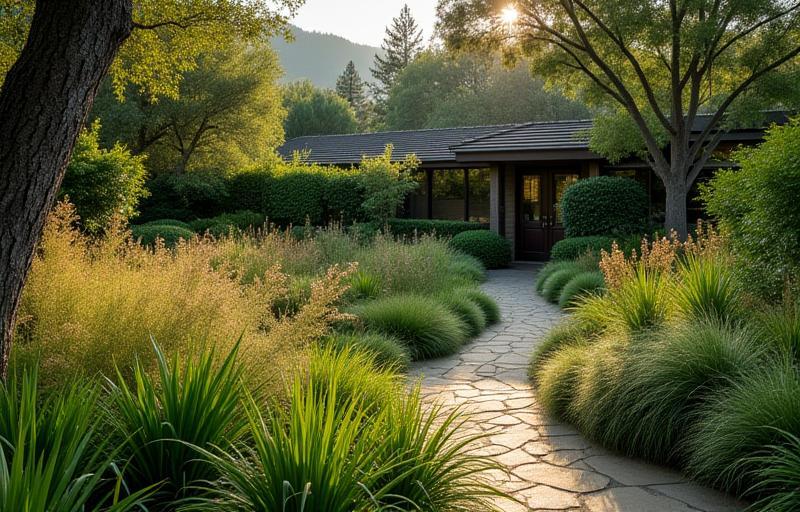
[755,299,800,361]
[354,294,469,360]
[746,430,800,512]
[455,287,501,325]
[536,261,580,294]
[438,292,487,337]
[534,342,590,422]
[686,361,800,494]
[347,271,383,300]
[542,268,584,303]
[530,316,599,369]
[449,253,487,283]
[325,331,411,371]
[558,270,605,308]
[611,267,671,332]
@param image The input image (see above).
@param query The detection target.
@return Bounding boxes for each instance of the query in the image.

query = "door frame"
[515,164,589,261]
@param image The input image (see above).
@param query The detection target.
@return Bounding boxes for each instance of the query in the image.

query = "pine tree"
[336,61,366,110]
[370,4,423,101]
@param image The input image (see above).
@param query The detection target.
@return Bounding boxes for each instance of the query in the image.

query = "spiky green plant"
[347,271,383,300]
[0,371,149,511]
[533,343,590,422]
[455,287,501,325]
[674,254,741,323]
[438,292,487,337]
[746,429,800,512]
[612,266,671,332]
[354,294,468,360]
[106,340,246,504]
[558,271,605,308]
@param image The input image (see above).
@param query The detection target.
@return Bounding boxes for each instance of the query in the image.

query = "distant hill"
[272,25,381,90]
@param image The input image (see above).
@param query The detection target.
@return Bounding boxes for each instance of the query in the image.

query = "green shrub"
[266,169,327,225]
[107,341,246,503]
[324,332,411,372]
[323,172,364,223]
[358,147,419,224]
[550,236,614,261]
[130,224,195,247]
[450,230,512,269]
[449,253,487,283]
[687,362,800,494]
[139,171,229,222]
[701,119,800,299]
[674,254,741,324]
[746,430,800,512]
[537,261,578,293]
[386,218,488,238]
[542,268,583,303]
[142,218,193,230]
[0,371,149,511]
[190,211,266,236]
[455,287,501,325]
[438,292,487,338]
[561,176,648,237]
[355,294,468,360]
[756,300,800,362]
[558,271,605,308]
[225,169,272,213]
[599,322,763,463]
[534,343,589,422]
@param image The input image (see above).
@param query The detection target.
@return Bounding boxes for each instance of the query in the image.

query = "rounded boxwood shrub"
[561,176,648,237]
[131,224,195,248]
[551,236,615,261]
[558,271,606,308]
[354,295,468,360]
[450,230,511,269]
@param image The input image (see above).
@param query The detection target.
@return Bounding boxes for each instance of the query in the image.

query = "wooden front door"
[518,171,580,260]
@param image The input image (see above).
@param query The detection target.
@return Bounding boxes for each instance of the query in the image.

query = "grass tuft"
[558,271,605,308]
[438,292,487,337]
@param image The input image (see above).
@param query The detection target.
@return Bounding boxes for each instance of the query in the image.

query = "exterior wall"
[504,165,516,256]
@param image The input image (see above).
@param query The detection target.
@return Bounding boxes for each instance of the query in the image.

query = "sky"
[290,0,438,47]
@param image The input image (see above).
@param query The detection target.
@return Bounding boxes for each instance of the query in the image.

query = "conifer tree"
[370,4,424,102]
[336,60,366,110]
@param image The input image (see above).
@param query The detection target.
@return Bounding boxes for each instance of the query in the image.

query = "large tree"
[336,60,366,111]
[437,0,800,236]
[371,4,424,102]
[0,0,300,379]
[283,80,358,138]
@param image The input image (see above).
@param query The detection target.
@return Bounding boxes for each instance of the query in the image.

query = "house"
[278,115,781,261]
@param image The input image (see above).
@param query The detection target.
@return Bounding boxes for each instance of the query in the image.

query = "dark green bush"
[386,219,488,238]
[189,211,266,236]
[324,173,365,224]
[131,224,195,247]
[561,176,648,237]
[142,219,193,230]
[139,171,229,223]
[267,170,327,226]
[551,236,614,261]
[450,230,512,269]
[225,169,272,214]
[558,271,605,308]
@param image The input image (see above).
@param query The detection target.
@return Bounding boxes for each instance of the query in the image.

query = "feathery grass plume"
[686,361,800,495]
[455,287,501,325]
[354,294,468,360]
[597,322,763,463]
[674,253,741,324]
[324,331,411,371]
[745,429,800,512]
[558,271,606,309]
[438,292,488,337]
[0,370,151,511]
[106,340,247,505]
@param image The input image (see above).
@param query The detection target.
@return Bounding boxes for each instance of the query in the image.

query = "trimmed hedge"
[189,211,265,236]
[142,219,193,230]
[385,219,487,238]
[550,236,615,261]
[450,230,512,269]
[131,224,195,247]
[561,176,648,237]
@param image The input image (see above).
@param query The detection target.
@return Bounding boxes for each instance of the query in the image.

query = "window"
[468,169,490,223]
[407,170,429,218]
[432,170,466,220]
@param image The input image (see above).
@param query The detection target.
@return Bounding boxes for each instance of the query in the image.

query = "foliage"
[335,60,366,116]
[60,122,148,233]
[0,371,149,511]
[354,294,468,360]
[137,171,229,222]
[371,4,424,102]
[325,332,411,372]
[674,254,741,324]
[131,224,195,248]
[450,230,512,269]
[542,268,583,304]
[358,146,420,224]
[449,254,487,284]
[746,430,800,512]
[283,80,358,139]
[536,261,582,294]
[270,275,313,318]
[755,300,800,362]
[385,218,488,238]
[142,219,193,230]
[530,317,598,368]
[456,287,501,325]
[550,236,614,262]
[94,40,284,175]
[438,292,487,337]
[558,271,605,308]
[106,341,246,504]
[701,119,800,299]
[189,211,266,237]
[347,271,383,300]
[534,343,590,422]
[560,177,648,237]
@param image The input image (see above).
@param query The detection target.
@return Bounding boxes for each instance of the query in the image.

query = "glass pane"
[522,175,541,223]
[468,169,490,223]
[554,174,579,225]
[432,169,465,220]
[407,171,429,218]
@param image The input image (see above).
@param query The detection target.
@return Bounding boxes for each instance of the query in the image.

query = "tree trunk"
[0,0,133,380]
[663,175,689,239]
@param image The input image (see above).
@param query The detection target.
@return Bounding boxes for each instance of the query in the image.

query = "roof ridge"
[283,123,523,142]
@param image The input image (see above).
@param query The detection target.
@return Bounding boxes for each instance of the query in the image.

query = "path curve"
[411,265,744,512]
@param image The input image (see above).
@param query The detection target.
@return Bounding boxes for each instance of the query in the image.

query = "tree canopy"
[437,0,800,235]
[283,80,358,139]
[371,4,424,102]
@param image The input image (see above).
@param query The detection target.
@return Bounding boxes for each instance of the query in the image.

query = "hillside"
[273,25,381,89]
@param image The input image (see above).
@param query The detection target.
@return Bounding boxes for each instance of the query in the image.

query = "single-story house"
[278,114,783,261]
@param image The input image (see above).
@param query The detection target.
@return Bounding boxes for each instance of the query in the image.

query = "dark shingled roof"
[277,124,519,165]
[451,119,593,153]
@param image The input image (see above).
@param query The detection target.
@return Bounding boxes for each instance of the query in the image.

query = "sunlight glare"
[500,5,519,25]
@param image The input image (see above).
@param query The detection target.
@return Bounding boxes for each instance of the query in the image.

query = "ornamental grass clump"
[558,270,606,308]
[542,267,583,303]
[755,299,800,362]
[438,292,487,337]
[324,331,411,371]
[536,261,581,294]
[354,294,468,360]
[746,430,800,512]
[534,343,590,422]
[455,287,501,325]
[674,253,742,324]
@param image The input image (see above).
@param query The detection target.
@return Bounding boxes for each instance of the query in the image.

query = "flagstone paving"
[410,264,745,512]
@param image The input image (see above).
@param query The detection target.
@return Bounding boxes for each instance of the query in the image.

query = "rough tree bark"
[0,0,133,379]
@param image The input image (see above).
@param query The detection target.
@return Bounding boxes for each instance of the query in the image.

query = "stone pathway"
[410,264,745,512]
